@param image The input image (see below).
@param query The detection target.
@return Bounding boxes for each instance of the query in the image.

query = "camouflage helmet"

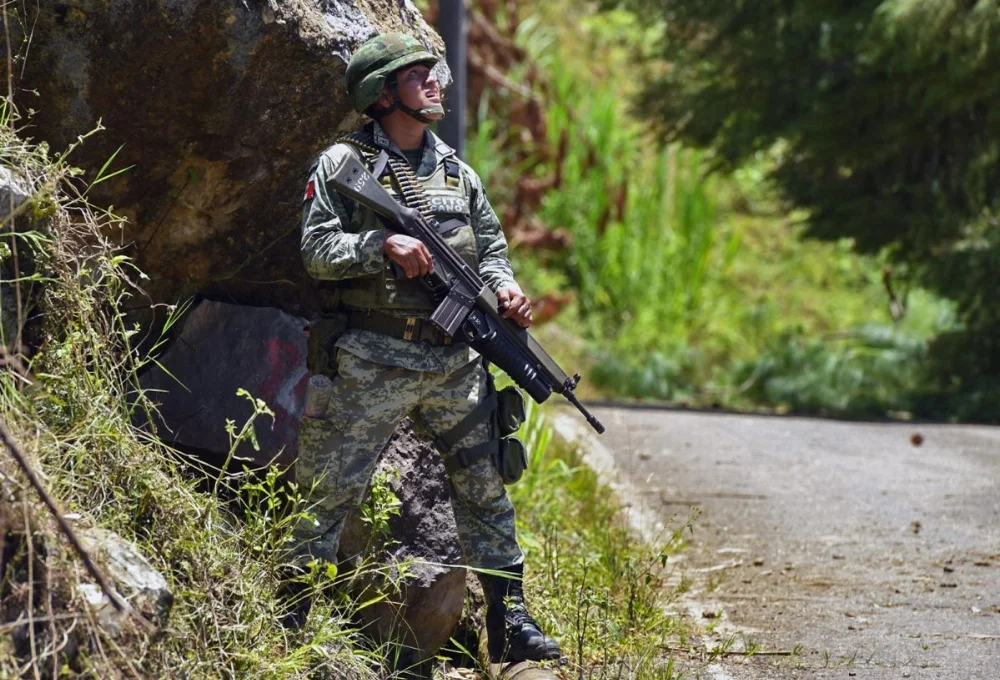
[345,33,439,114]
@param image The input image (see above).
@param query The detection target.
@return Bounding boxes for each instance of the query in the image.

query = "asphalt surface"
[552,406,1000,680]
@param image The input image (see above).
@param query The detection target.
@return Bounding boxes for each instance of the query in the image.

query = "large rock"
[340,419,467,667]
[11,0,447,315]
[139,299,309,468]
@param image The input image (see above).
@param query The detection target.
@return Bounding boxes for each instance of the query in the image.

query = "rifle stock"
[327,151,605,434]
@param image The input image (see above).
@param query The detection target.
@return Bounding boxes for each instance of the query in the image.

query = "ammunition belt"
[338,130,435,220]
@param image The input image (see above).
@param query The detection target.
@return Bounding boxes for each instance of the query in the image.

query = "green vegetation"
[466,0,962,419]
[502,393,689,678]
[6,0,994,675]
[594,0,1000,420]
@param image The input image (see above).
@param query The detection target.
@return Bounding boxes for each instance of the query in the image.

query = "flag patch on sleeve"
[303,180,316,202]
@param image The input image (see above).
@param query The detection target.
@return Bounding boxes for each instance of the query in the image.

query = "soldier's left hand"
[497,288,533,328]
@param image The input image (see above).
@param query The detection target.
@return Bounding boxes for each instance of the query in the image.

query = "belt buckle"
[403,317,417,341]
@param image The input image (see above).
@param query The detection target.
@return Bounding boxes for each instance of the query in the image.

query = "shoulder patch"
[303,179,316,202]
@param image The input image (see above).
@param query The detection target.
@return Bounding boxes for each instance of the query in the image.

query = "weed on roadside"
[507,394,692,679]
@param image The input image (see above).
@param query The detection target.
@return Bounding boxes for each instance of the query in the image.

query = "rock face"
[11,0,448,315]
[139,299,310,468]
[11,0,468,667]
[0,167,31,346]
[77,527,174,636]
[0,167,29,217]
[339,419,468,667]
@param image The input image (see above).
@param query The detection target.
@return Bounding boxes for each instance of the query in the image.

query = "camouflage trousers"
[294,350,523,570]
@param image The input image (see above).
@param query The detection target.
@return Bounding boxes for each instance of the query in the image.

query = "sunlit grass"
[504,392,689,679]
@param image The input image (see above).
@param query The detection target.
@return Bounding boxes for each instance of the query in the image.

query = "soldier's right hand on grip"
[383,233,434,277]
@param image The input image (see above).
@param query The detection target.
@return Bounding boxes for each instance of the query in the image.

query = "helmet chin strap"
[374,77,444,124]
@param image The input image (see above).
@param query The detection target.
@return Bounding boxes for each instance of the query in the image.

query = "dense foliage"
[602,0,1000,420]
[465,0,955,419]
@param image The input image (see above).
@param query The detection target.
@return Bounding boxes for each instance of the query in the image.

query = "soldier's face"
[390,64,443,119]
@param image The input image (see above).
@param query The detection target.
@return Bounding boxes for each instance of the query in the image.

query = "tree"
[610,0,1000,420]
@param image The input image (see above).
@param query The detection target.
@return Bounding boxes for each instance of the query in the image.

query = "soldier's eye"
[406,68,429,82]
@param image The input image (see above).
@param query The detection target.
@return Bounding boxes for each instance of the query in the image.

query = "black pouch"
[494,437,527,485]
[307,312,349,377]
[495,386,526,437]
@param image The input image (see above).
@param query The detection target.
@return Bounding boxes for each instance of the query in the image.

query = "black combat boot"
[481,564,562,663]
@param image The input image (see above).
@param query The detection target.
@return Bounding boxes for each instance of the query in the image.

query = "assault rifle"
[327,153,605,434]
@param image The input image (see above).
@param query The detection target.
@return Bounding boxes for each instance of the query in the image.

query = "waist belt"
[348,311,459,347]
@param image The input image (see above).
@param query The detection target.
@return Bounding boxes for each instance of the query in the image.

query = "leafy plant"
[602,0,1000,419]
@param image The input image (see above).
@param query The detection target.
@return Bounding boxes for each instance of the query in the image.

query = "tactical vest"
[337,139,479,315]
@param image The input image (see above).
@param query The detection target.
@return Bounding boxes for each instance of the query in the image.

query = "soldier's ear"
[376,87,393,109]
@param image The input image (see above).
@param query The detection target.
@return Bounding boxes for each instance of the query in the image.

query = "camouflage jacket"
[301,122,521,374]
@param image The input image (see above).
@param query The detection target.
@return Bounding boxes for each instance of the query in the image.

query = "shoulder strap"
[338,129,392,180]
[371,150,390,179]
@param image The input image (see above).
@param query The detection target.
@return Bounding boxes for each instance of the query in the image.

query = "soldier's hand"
[383,233,434,278]
[497,288,533,328]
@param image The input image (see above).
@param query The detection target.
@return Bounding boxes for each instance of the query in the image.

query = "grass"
[490,388,690,679]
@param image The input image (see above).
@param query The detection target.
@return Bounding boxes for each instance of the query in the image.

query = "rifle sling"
[372,149,390,180]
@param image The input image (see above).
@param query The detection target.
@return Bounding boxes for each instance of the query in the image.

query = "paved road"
[552,406,1000,680]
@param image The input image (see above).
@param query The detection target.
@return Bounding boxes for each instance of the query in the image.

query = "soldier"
[295,32,561,663]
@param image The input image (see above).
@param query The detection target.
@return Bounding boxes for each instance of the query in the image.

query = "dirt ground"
[551,406,1000,680]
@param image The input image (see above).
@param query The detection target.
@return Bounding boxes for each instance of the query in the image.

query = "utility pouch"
[306,312,349,377]
[495,386,526,437]
[495,437,527,485]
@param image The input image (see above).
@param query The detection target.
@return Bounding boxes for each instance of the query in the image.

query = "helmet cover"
[345,33,439,113]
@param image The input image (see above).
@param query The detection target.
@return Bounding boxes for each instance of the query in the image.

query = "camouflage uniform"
[296,121,524,571]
